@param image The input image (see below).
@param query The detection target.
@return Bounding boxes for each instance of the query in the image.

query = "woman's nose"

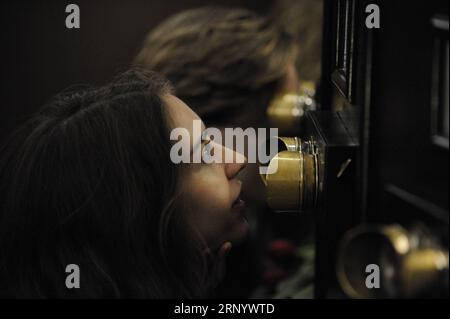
[224,148,247,179]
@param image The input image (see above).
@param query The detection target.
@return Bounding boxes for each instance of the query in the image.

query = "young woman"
[134,6,299,215]
[134,7,301,297]
[0,69,248,298]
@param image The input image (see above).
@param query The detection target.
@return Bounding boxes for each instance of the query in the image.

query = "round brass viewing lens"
[337,224,449,298]
[260,137,319,213]
[266,82,316,135]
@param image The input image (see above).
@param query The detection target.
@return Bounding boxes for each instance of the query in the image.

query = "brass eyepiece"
[337,224,449,298]
[267,82,316,135]
[260,136,320,213]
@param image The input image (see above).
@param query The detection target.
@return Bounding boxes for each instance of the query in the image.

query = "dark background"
[0,0,274,143]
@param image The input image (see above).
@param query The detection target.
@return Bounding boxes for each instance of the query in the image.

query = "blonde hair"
[134,6,296,126]
[272,0,323,83]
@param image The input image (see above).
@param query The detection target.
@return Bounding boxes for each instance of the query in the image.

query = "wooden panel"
[430,16,449,149]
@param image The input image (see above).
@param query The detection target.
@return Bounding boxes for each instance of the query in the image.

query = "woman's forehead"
[164,94,200,126]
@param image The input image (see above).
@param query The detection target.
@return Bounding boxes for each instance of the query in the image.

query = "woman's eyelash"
[202,139,214,162]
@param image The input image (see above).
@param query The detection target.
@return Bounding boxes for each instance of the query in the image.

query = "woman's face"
[164,95,249,252]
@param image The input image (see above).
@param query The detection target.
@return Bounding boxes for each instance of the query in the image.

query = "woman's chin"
[230,217,250,245]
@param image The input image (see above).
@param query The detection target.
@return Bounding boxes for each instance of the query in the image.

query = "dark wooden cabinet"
[312,0,449,297]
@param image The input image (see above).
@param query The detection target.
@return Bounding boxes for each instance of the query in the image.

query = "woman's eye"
[202,140,214,163]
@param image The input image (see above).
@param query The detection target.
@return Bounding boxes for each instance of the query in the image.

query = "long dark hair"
[0,69,207,298]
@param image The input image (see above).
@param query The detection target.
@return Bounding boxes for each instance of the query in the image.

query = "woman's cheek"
[196,170,231,209]
[184,167,235,245]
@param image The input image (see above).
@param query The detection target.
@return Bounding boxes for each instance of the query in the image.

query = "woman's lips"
[231,180,245,215]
